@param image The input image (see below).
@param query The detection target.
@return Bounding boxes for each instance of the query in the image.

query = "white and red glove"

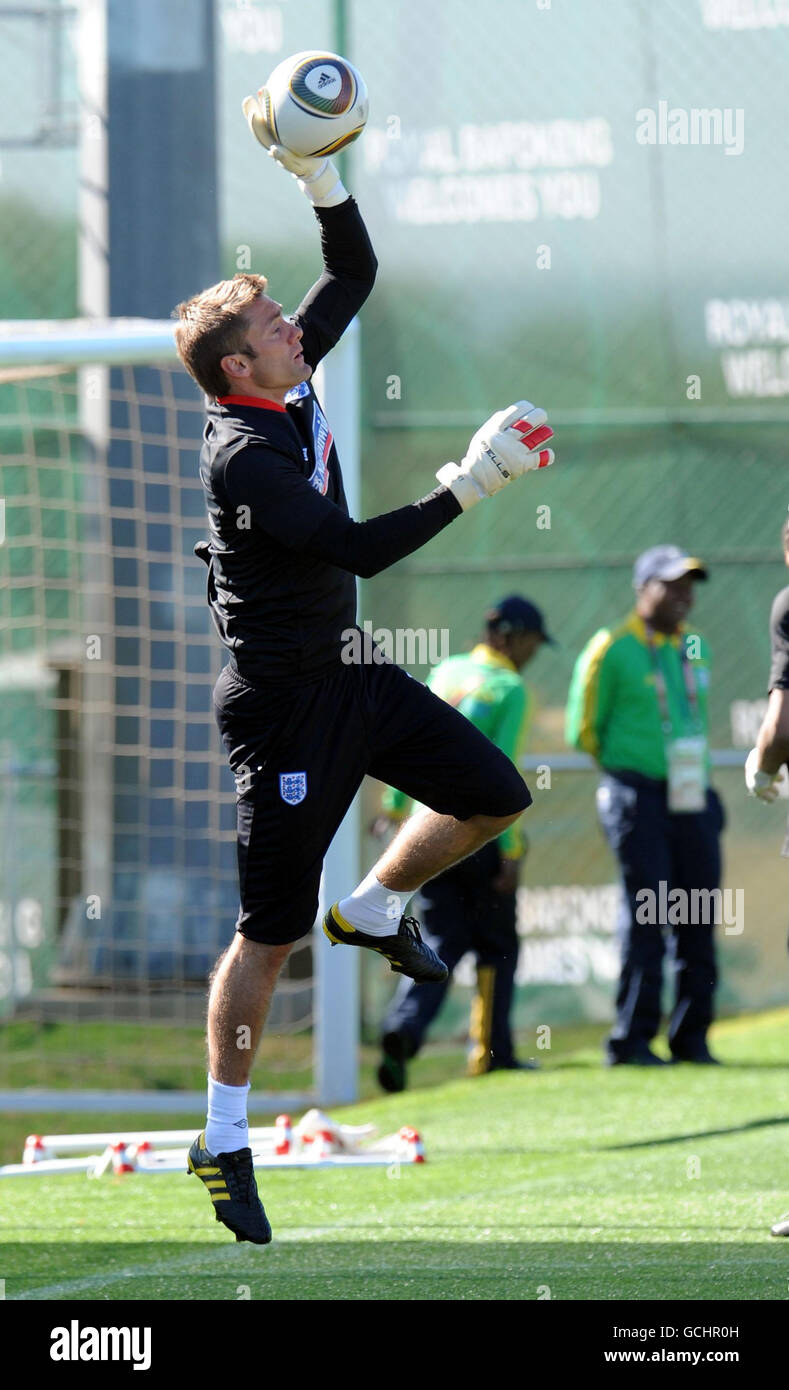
[436,402,554,512]
[744,748,782,802]
[242,90,348,208]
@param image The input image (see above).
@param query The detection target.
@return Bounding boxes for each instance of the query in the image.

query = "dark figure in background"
[375,597,553,1091]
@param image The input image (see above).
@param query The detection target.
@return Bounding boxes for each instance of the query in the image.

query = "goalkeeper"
[374,597,553,1091]
[174,93,555,1246]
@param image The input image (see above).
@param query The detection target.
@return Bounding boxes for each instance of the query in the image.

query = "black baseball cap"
[632,545,708,590]
[485,595,555,644]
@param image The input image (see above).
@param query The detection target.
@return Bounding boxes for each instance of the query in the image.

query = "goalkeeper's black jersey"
[198,197,460,683]
[201,379,357,681]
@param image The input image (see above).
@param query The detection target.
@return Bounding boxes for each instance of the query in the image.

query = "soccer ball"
[260,50,369,158]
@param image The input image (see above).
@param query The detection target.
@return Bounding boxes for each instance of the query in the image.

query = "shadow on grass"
[3,1238,788,1301]
[554,1057,789,1072]
[687,1061,789,1070]
[607,1114,789,1149]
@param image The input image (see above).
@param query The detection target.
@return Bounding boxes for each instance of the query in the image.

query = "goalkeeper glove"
[744,748,782,802]
[242,91,348,208]
[436,402,554,512]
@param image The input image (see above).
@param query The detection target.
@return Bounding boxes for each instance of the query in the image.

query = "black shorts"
[213,654,531,945]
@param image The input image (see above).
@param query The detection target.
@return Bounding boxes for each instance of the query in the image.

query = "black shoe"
[605,1047,667,1067]
[488,1058,540,1073]
[323,904,448,984]
[377,1031,414,1093]
[671,1047,721,1065]
[187,1133,272,1245]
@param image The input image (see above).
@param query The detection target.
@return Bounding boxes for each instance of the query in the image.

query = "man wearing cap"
[566,546,724,1067]
[373,596,553,1091]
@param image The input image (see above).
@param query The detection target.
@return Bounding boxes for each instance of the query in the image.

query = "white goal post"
[0,315,361,1109]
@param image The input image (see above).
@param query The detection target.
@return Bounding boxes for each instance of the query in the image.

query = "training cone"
[313,1129,336,1159]
[398,1126,425,1163]
[23,1135,51,1165]
[111,1141,136,1175]
[274,1114,292,1156]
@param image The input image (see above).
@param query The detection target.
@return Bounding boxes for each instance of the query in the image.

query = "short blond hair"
[173,272,269,398]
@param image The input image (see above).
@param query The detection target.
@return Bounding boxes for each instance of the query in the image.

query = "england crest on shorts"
[279,771,307,805]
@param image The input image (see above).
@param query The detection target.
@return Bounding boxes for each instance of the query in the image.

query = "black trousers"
[382,840,520,1068]
[213,655,530,944]
[596,771,724,1060]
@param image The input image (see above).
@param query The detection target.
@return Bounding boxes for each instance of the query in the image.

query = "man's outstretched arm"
[242,90,376,368]
[746,589,789,800]
[293,199,377,370]
[755,689,789,772]
[223,401,555,579]
[305,482,460,578]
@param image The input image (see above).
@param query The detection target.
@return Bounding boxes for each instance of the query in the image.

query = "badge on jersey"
[283,379,332,493]
[279,771,307,805]
[309,400,333,495]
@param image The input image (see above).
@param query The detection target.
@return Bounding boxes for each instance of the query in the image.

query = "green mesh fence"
[0,0,78,318]
[343,0,789,1038]
[2,0,789,1048]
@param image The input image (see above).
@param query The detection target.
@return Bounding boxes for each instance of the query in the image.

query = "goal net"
[0,318,359,1111]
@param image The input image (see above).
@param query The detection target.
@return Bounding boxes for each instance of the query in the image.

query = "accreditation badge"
[666,736,707,813]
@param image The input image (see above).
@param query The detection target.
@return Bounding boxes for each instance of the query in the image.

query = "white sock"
[337,870,415,938]
[205,1075,251,1156]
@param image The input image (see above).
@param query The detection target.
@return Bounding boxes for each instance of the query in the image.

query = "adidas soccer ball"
[261,50,369,158]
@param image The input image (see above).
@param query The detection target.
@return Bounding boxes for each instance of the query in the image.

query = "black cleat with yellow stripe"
[323,903,448,984]
[187,1133,272,1245]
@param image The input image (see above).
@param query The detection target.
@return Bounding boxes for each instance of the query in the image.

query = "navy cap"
[633,545,708,590]
[485,595,555,644]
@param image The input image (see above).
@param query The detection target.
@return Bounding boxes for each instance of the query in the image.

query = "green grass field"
[2,1010,789,1301]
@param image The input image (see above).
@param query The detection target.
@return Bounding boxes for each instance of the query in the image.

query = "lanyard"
[645,627,700,736]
